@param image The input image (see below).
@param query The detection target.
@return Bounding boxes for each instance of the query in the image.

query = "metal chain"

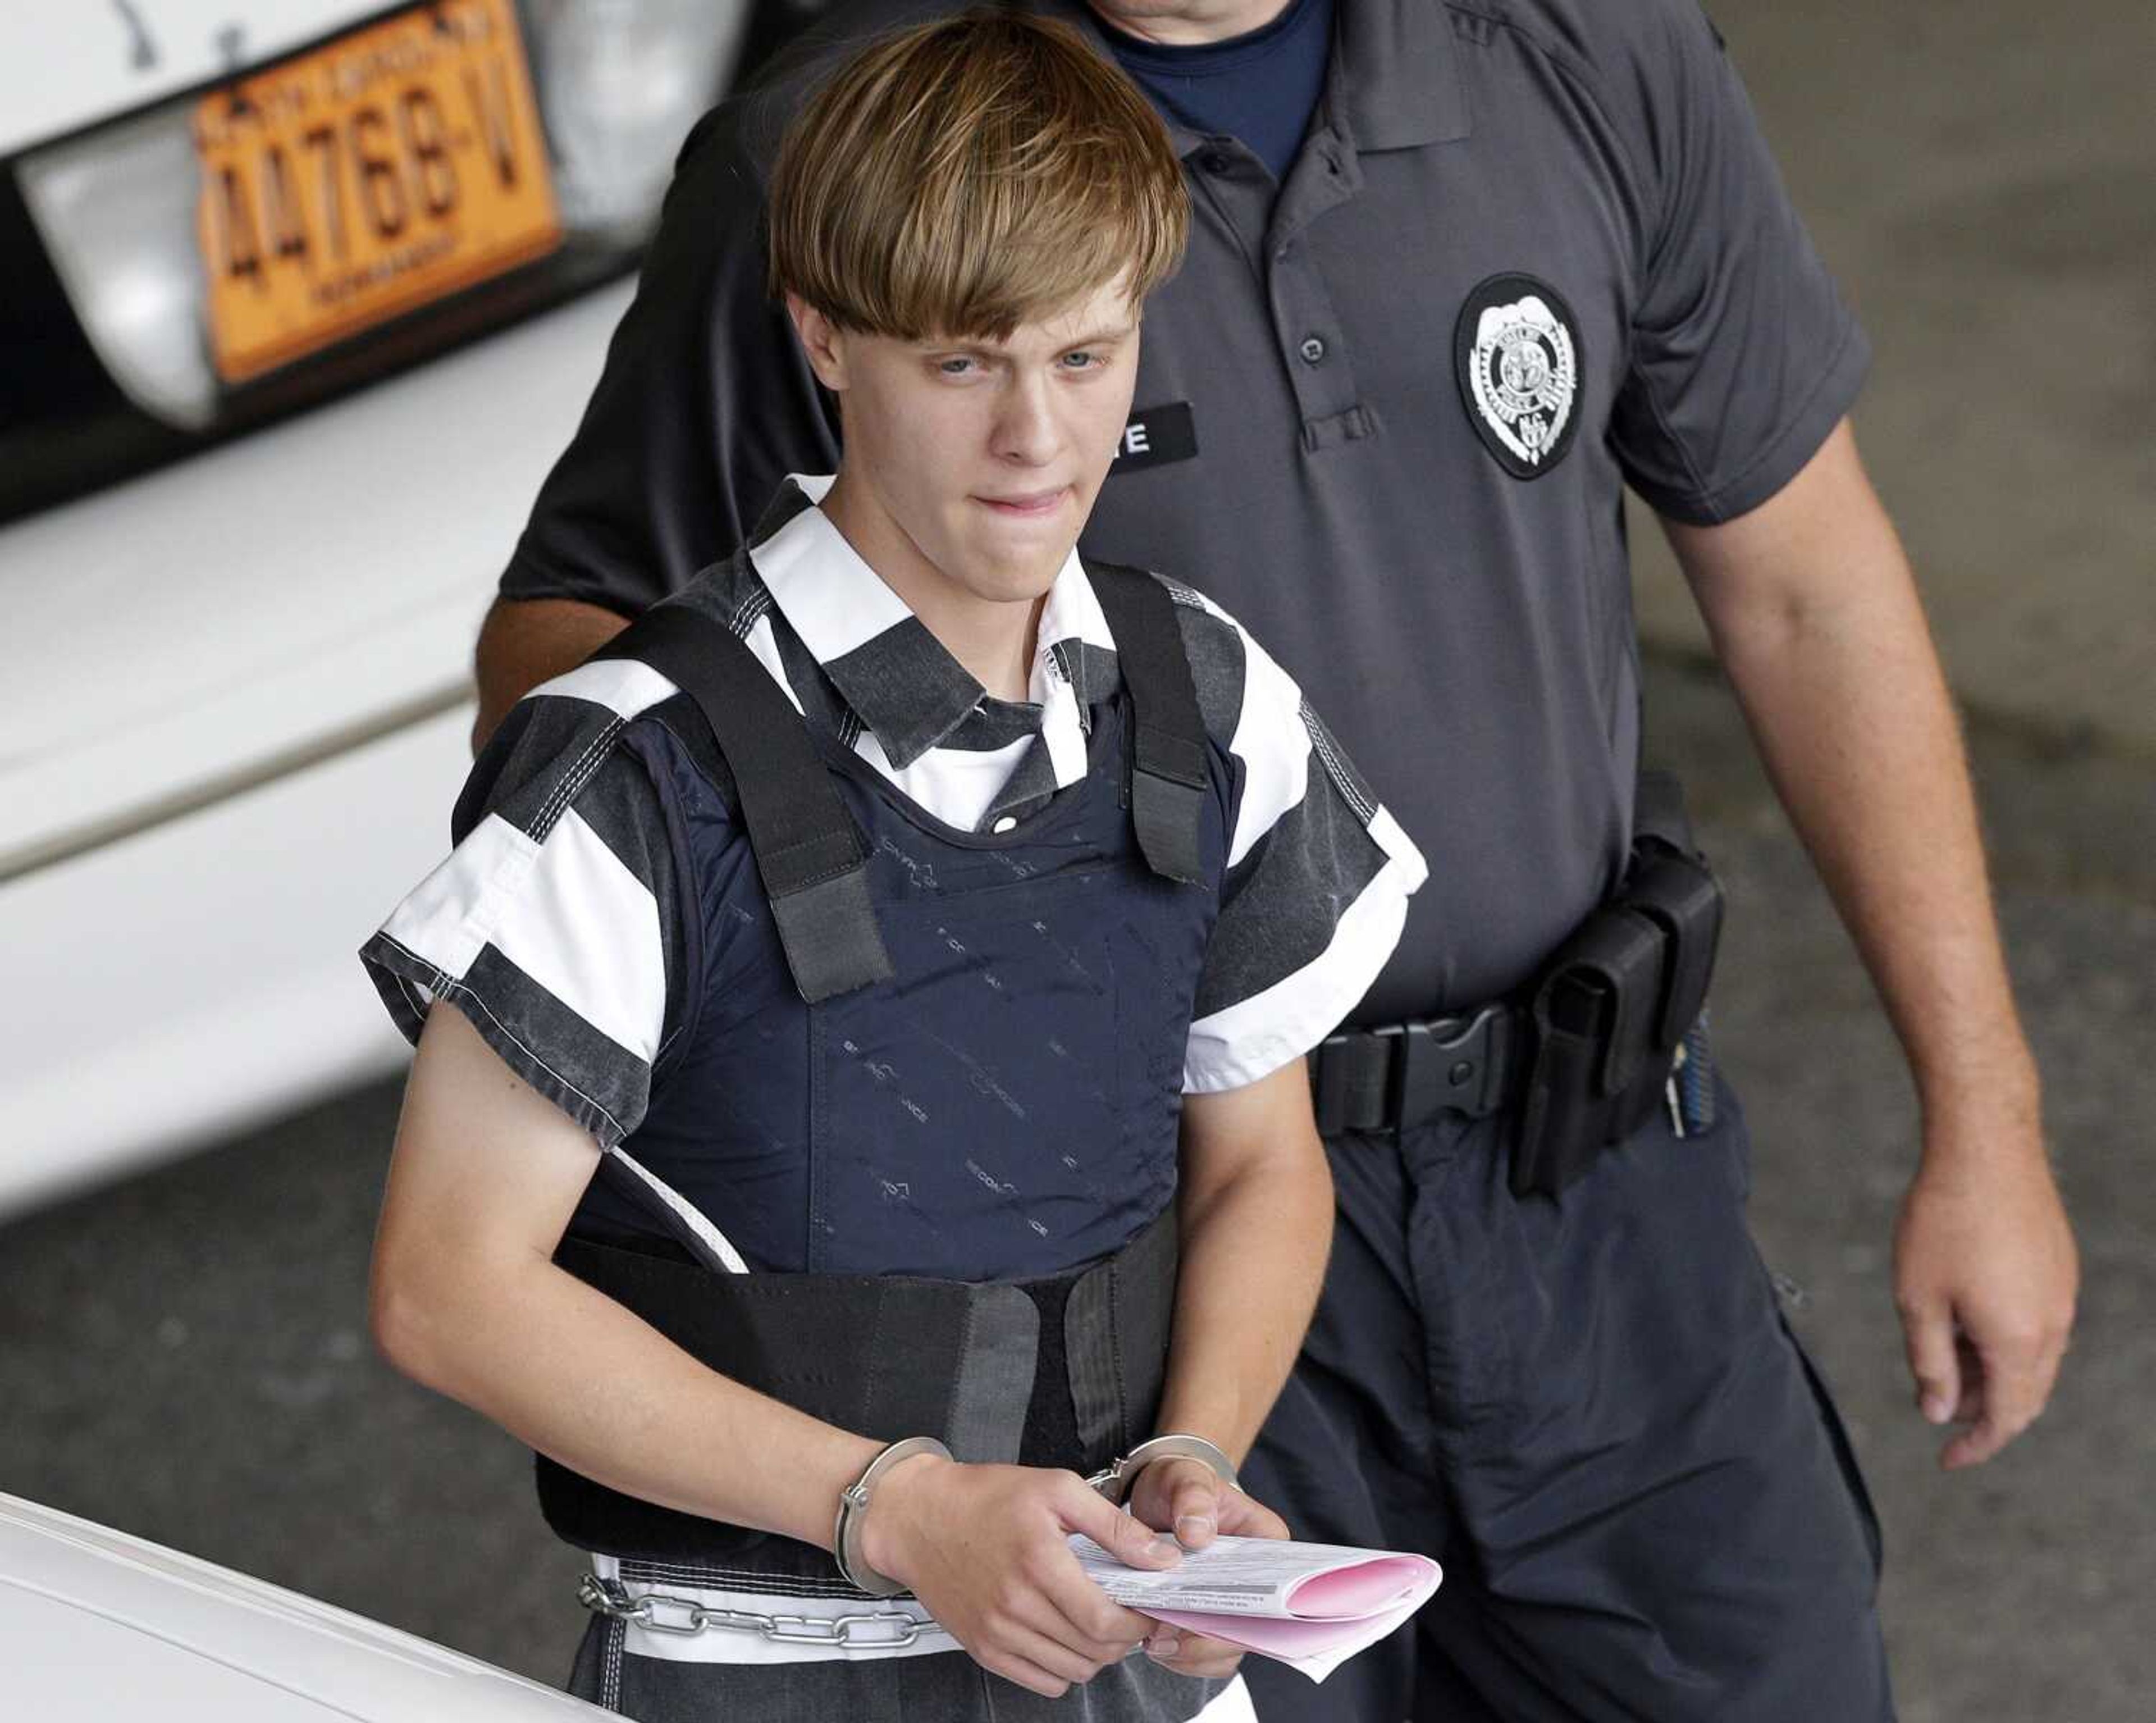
[578,1573,931,1648]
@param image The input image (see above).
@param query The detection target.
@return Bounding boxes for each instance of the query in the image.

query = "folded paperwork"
[1070,1534,1442,1683]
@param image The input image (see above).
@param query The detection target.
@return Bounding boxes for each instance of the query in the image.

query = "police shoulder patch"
[1452,274,1582,480]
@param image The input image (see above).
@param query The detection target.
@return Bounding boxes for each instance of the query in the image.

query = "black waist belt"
[1309,773,1726,1200]
[1309,1003,1525,1137]
[536,1205,1179,1572]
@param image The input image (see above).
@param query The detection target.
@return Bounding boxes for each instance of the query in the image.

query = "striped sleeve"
[1164,581,1429,1093]
[358,658,693,1148]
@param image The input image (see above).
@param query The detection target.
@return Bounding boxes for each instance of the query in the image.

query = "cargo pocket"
[1779,1312,1886,1581]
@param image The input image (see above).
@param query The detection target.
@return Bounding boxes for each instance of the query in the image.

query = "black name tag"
[1109,402,1198,473]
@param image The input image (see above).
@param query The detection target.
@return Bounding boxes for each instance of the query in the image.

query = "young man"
[360,13,1424,1719]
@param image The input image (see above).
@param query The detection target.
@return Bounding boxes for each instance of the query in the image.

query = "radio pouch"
[1510,786,1725,1200]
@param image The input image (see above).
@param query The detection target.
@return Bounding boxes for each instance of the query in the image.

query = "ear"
[785,293,849,393]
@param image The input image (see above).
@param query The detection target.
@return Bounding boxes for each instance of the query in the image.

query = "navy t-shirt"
[1100,0,1335,184]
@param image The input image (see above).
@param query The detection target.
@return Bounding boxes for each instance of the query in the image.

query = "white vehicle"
[1,1492,607,1719]
[0,2,793,1214]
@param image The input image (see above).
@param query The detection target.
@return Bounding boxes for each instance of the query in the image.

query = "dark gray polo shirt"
[502,0,1867,1019]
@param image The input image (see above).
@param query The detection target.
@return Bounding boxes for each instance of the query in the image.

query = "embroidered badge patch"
[1453,274,1581,479]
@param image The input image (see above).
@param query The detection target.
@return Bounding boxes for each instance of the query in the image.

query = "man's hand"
[1125,1456,1289,1679]
[859,1456,1177,1698]
[1894,1114,2077,1470]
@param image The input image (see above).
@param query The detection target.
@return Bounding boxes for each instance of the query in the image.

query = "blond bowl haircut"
[767,8,1190,340]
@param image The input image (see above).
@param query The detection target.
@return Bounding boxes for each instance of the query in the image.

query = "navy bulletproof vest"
[536,561,1235,1574]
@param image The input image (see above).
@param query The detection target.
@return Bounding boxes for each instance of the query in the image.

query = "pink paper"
[1141,1607,1374,1657]
[1281,1556,1428,1619]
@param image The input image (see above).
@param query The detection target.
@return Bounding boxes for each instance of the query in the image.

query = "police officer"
[472,1,2080,1717]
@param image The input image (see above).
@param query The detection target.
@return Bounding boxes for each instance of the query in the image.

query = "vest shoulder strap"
[1083,562,1209,886]
[593,603,894,1003]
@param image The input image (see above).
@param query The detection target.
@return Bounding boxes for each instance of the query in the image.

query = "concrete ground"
[1632,0,2156,763]
[2,0,2148,1716]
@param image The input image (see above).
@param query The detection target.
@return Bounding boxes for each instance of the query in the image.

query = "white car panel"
[0,707,464,1220]
[0,279,634,878]
[0,3,372,159]
[1,1493,608,1719]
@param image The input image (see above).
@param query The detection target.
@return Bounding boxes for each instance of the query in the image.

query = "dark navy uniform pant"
[1239,1079,1893,1722]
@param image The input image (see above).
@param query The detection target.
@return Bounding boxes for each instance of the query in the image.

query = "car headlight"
[524,0,755,245]
[16,105,219,429]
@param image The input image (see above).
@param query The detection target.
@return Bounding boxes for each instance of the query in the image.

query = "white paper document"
[1070,1534,1442,1683]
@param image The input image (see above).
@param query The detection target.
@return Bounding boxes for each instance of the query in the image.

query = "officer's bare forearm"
[471,595,633,754]
[1668,420,2039,1152]
[1155,1061,1333,1461]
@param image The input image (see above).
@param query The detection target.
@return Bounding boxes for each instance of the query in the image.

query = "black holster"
[1511,773,1724,1199]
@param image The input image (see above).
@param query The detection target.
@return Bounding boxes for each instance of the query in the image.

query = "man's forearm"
[1154,1106,1333,1462]
[1670,426,2038,1154]
[471,595,634,753]
[378,1224,882,1551]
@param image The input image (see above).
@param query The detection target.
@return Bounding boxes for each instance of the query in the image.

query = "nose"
[990,368,1060,467]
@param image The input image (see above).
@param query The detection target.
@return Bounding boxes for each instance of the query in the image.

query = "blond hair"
[768,8,1189,339]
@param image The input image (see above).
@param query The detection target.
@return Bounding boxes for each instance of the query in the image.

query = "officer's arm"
[470,596,631,753]
[470,107,841,755]
[1154,1058,1333,1476]
[1663,416,2077,1469]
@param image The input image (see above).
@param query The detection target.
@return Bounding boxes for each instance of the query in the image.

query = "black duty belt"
[1307,773,1727,1198]
[1309,1002,1526,1137]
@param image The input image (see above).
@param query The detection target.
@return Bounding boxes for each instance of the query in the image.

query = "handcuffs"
[1085,1433,1240,1507]
[833,1432,1239,1595]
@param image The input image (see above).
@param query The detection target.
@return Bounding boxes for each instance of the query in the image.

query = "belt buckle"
[1380,1004,1509,1131]
[1310,1028,1381,1133]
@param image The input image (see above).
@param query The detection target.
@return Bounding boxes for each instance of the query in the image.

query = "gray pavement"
[3,0,2149,1715]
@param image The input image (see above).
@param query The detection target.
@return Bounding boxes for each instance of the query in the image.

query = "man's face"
[793,276,1142,613]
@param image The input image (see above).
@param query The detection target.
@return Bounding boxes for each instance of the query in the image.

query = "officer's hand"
[858,1456,1176,1697]
[1125,1457,1290,1680]
[1893,1127,2077,1470]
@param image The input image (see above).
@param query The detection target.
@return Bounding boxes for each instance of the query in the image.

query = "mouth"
[974,486,1071,519]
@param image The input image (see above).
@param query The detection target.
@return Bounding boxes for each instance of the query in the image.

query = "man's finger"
[1216,1489,1289,1542]
[1943,1340,2050,1470]
[1951,1333,1985,1423]
[1943,1406,2021,1470]
[1897,1291,1961,1426]
[1008,1572,1146,1665]
[1164,1462,1222,1550]
[1146,1625,1245,1678]
[975,1632,1081,1700]
[1036,1560,1154,1652]
[1007,1594,1141,1675]
[1059,1476,1182,1571]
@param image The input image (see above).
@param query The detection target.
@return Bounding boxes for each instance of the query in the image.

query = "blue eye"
[937,356,977,376]
[1062,351,1097,370]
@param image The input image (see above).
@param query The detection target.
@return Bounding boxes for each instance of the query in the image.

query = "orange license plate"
[194,0,560,384]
